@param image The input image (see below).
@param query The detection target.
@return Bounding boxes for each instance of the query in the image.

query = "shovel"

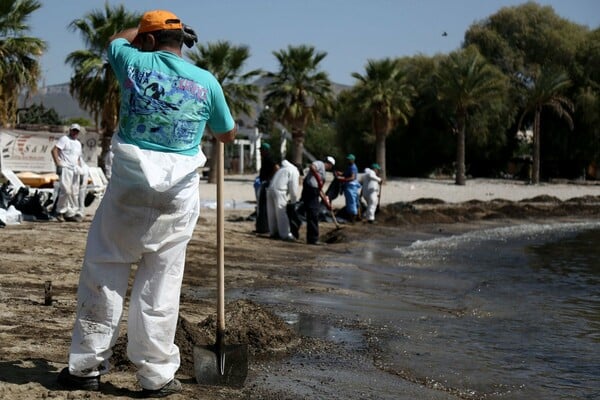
[193,140,248,388]
[319,188,341,230]
[319,189,347,244]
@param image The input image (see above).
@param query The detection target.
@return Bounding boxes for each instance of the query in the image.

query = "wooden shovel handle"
[319,189,340,229]
[217,141,225,334]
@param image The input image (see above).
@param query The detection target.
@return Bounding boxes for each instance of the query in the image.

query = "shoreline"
[1,179,599,399]
[210,174,600,207]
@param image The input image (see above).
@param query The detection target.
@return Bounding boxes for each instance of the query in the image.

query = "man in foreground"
[57,10,237,398]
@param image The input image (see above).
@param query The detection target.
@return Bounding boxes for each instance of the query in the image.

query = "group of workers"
[256,145,383,245]
[336,153,384,225]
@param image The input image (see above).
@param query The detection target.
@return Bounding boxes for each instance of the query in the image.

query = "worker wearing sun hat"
[335,153,362,222]
[360,163,382,223]
[51,123,83,222]
[58,9,237,397]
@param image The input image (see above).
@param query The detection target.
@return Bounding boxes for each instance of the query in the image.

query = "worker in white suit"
[360,163,382,223]
[266,159,300,240]
[51,123,83,222]
[57,10,237,397]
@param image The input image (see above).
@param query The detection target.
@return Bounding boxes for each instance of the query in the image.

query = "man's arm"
[215,123,238,144]
[51,146,63,175]
[308,163,323,189]
[366,168,381,182]
[51,146,61,166]
[108,27,139,46]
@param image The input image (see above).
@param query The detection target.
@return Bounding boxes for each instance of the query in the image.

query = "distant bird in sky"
[442,31,448,37]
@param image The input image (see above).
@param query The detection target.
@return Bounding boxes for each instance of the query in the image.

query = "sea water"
[255,221,600,399]
[329,221,600,399]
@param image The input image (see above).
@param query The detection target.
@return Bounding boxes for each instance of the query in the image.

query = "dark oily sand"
[111,299,300,377]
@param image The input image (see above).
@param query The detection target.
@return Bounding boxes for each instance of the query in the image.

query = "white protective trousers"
[56,167,81,217]
[68,137,204,390]
[266,187,292,239]
[362,188,379,221]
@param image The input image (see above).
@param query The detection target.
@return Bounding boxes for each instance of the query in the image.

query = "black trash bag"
[84,191,96,207]
[325,177,342,202]
[317,202,337,223]
[334,206,354,223]
[11,188,52,220]
[9,186,29,209]
[0,183,12,209]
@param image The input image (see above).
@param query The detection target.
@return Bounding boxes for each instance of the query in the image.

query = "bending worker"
[57,10,237,398]
[266,159,300,240]
[301,156,335,245]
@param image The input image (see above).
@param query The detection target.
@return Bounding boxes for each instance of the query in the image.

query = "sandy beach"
[1,176,599,399]
[206,174,600,207]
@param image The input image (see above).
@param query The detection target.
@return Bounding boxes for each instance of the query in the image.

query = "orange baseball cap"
[138,10,182,34]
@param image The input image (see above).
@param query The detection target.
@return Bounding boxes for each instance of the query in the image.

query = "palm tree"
[66,4,140,168]
[517,67,574,184]
[187,40,262,182]
[264,45,334,165]
[0,0,46,126]
[435,46,507,185]
[350,58,415,182]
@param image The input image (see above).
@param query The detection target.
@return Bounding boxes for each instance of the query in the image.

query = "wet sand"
[1,176,599,399]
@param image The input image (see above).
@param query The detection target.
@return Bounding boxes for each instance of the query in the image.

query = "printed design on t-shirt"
[122,67,209,151]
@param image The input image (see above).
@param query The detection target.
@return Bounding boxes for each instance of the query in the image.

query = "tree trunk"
[98,132,113,171]
[98,98,118,174]
[532,109,541,184]
[455,120,466,186]
[291,130,304,166]
[375,132,387,183]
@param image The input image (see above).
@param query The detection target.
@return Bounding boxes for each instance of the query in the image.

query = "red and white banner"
[0,129,100,173]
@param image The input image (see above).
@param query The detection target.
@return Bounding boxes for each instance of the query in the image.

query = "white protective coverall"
[68,135,206,389]
[54,135,82,217]
[266,159,300,239]
[360,167,382,222]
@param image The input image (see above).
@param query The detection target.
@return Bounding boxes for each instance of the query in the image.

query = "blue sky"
[28,0,600,87]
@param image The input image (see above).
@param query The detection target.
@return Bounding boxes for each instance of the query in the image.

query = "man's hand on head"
[183,24,198,48]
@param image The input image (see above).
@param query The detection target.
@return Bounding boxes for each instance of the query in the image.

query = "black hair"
[153,29,184,47]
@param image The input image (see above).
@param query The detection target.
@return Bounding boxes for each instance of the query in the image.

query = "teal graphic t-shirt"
[108,38,234,156]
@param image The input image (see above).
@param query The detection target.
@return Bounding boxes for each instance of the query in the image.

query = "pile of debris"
[0,183,54,226]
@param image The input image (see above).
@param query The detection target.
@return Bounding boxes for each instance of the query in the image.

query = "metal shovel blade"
[193,342,248,388]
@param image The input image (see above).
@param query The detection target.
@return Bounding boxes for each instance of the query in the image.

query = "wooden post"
[44,280,52,306]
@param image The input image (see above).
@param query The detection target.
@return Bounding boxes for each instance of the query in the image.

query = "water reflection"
[275,311,364,347]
